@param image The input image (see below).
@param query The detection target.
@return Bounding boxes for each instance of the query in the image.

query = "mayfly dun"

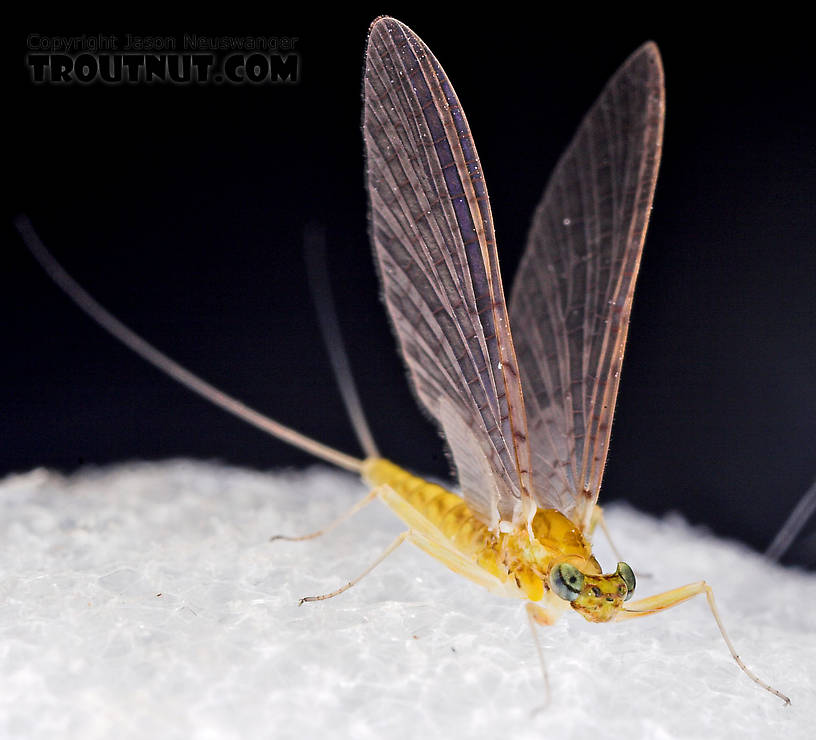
[15,17,790,704]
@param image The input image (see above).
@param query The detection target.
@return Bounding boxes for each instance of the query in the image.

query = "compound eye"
[616,562,636,601]
[550,563,584,602]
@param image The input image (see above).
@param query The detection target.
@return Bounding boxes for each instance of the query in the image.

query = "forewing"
[509,44,665,531]
[364,17,532,529]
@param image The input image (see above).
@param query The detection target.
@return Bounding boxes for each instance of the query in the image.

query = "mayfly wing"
[363,17,532,529]
[509,44,665,532]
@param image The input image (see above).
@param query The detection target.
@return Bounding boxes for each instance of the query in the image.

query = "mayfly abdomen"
[360,458,522,583]
[362,458,489,553]
[360,458,594,601]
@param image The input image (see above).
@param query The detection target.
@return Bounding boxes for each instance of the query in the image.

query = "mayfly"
[15,16,790,704]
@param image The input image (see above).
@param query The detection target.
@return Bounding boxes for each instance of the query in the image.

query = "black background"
[5,10,815,566]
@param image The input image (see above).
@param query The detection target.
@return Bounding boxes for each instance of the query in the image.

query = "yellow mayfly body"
[15,16,790,705]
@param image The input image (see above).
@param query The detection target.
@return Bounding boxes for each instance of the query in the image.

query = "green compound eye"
[616,562,636,601]
[550,563,584,602]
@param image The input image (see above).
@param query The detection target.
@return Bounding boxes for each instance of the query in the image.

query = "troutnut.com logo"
[25,34,300,85]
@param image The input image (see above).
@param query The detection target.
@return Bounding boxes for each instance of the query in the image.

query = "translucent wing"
[363,17,533,529]
[509,43,665,532]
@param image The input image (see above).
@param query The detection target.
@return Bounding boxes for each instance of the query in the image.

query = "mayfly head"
[549,561,636,623]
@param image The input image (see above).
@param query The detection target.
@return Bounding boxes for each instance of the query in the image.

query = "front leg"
[524,602,563,708]
[616,581,790,704]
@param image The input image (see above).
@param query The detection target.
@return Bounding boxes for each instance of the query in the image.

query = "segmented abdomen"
[360,457,596,602]
[361,457,492,558]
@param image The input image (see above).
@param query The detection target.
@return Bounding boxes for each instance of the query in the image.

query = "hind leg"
[270,488,378,542]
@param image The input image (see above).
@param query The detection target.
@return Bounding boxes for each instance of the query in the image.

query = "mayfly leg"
[298,498,511,604]
[616,581,791,704]
[270,488,378,542]
[525,603,553,710]
[293,485,406,604]
[589,506,625,563]
[299,530,411,605]
[590,506,652,578]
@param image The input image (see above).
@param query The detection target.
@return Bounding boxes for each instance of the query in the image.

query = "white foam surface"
[1,461,813,739]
